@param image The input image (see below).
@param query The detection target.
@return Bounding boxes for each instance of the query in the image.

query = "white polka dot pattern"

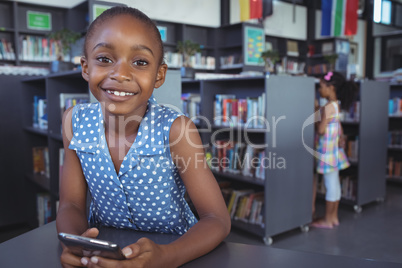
[68,97,197,235]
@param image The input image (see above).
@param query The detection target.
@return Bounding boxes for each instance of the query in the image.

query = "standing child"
[56,6,230,267]
[311,71,357,229]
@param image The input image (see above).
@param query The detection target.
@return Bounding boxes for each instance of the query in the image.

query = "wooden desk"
[0,221,400,268]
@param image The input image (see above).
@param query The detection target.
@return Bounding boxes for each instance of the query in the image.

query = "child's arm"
[56,107,89,235]
[316,103,336,135]
[57,107,99,267]
[164,116,232,266]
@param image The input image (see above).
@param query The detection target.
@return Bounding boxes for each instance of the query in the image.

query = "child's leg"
[323,170,341,224]
[311,170,340,228]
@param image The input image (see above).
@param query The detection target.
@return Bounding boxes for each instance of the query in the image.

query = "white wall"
[10,0,85,8]
[96,0,220,27]
[230,0,307,40]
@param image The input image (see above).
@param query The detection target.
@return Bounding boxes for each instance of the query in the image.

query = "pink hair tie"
[324,72,333,81]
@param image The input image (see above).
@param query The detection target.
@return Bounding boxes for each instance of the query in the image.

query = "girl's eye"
[134,60,148,66]
[97,57,112,63]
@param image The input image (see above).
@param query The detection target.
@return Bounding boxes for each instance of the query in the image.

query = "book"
[37,193,51,226]
[33,147,49,178]
[38,98,48,130]
[59,93,90,120]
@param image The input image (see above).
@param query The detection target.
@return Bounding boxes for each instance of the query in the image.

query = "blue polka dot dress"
[69,96,197,235]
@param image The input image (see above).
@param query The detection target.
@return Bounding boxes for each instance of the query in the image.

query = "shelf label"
[244,26,265,66]
[27,11,52,31]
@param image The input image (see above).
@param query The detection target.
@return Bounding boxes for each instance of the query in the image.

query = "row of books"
[388,98,402,116]
[181,93,201,124]
[33,147,50,178]
[388,131,402,147]
[317,175,357,201]
[33,96,47,130]
[210,141,267,180]
[0,38,15,60]
[37,193,52,226]
[164,51,215,70]
[340,101,360,122]
[19,35,65,62]
[375,68,402,83]
[345,136,359,162]
[219,54,243,68]
[214,94,266,128]
[222,188,265,226]
[59,93,90,119]
[388,157,402,177]
[282,58,306,75]
[306,63,330,75]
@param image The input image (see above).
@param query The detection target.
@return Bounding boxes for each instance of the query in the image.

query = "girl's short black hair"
[84,6,165,64]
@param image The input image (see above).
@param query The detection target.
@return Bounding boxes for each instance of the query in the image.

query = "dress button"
[128,218,134,223]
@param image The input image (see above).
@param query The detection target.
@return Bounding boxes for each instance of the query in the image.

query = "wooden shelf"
[24,126,48,137]
[212,170,265,187]
[26,173,50,192]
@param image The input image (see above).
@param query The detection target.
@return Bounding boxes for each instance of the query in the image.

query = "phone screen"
[58,233,126,260]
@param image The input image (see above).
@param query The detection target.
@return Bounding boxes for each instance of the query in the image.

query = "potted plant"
[177,40,201,78]
[324,54,338,71]
[48,28,81,73]
[260,49,280,74]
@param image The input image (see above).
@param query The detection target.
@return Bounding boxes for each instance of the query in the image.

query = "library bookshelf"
[315,80,389,213]
[183,75,315,245]
[21,70,89,227]
[387,82,402,184]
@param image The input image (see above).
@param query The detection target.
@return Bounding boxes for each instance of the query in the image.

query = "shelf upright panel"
[264,75,315,239]
[357,80,389,206]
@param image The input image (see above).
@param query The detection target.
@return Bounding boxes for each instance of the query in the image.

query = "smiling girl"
[56,6,230,267]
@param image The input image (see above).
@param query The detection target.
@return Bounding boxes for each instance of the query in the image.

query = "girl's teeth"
[108,90,133,96]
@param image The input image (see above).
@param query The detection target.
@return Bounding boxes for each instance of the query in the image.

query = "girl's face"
[319,80,333,99]
[81,14,167,117]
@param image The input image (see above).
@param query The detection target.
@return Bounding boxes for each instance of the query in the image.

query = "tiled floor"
[225,183,402,264]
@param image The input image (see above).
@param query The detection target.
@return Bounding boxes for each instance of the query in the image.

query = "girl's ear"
[81,56,89,82]
[154,64,167,89]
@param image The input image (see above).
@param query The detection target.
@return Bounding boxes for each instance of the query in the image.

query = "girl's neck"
[102,106,146,138]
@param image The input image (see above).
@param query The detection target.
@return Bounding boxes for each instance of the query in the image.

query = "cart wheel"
[353,205,362,213]
[300,225,309,233]
[263,237,273,246]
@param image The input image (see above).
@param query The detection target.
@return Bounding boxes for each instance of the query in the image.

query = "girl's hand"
[82,238,172,268]
[339,134,346,149]
[60,228,99,268]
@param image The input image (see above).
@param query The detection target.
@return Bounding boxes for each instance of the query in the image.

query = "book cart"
[316,80,389,213]
[183,75,315,245]
[387,82,402,184]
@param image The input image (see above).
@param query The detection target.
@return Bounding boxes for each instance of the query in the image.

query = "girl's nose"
[110,61,132,82]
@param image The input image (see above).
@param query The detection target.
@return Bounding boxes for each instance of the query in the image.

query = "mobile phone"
[58,232,126,260]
